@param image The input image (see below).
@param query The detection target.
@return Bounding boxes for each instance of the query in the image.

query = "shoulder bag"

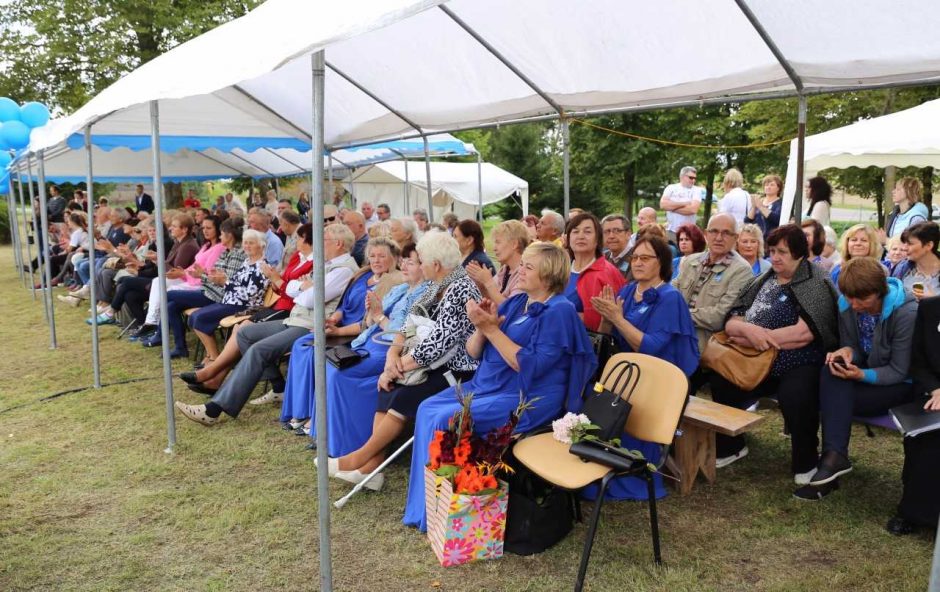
[700,330,777,391]
[580,358,641,441]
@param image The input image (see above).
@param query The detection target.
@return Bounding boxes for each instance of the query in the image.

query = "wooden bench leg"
[671,420,716,495]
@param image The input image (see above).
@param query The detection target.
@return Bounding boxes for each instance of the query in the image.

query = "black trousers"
[112,276,152,325]
[898,428,940,527]
[710,364,820,474]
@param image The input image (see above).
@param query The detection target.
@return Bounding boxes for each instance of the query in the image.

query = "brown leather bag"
[701,330,778,391]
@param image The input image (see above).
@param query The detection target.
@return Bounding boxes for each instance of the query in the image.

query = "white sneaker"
[174,401,220,426]
[73,284,90,300]
[794,467,818,485]
[248,389,284,406]
[57,294,82,307]
[715,446,749,469]
[335,469,384,491]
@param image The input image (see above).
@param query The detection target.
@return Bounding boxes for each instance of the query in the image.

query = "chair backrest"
[600,352,688,445]
[262,284,279,307]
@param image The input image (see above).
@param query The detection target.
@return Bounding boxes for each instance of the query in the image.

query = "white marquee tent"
[345,161,528,220]
[782,98,940,218]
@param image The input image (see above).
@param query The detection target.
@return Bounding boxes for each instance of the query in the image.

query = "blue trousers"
[166,290,215,350]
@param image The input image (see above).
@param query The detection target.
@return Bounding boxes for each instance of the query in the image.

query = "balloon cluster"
[0,97,51,192]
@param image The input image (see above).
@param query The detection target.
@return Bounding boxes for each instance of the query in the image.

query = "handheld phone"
[912,282,925,292]
[832,358,848,370]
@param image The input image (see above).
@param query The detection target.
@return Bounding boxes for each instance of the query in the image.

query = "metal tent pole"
[404,157,410,215]
[793,95,807,224]
[422,136,433,223]
[8,175,24,283]
[36,151,57,348]
[26,157,46,315]
[85,127,101,388]
[327,151,334,209]
[149,101,177,453]
[562,118,571,219]
[311,49,333,592]
[476,152,484,222]
[17,171,36,300]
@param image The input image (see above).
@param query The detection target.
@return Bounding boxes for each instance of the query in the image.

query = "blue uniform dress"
[308,282,428,456]
[582,282,699,502]
[403,293,597,531]
[279,271,373,423]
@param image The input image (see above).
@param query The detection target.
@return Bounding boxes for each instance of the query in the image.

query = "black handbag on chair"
[325,345,369,369]
[579,358,641,441]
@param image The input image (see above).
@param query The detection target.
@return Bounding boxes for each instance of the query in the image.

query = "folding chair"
[513,353,688,592]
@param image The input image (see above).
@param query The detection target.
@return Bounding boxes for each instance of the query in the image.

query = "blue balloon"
[1,120,30,150]
[0,98,20,122]
[0,129,9,152]
[0,152,11,169]
[20,102,50,128]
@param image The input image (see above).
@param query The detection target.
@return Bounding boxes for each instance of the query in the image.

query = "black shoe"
[885,516,916,536]
[793,479,840,501]
[304,442,317,451]
[809,450,852,485]
[130,324,156,339]
[186,383,218,396]
[179,371,200,385]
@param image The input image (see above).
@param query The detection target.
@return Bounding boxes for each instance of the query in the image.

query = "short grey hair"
[600,213,631,232]
[325,222,355,252]
[242,228,268,248]
[412,208,429,222]
[395,216,418,238]
[416,230,462,270]
[541,210,565,236]
[680,166,697,178]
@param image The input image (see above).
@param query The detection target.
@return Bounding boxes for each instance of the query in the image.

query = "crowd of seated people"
[32,175,940,539]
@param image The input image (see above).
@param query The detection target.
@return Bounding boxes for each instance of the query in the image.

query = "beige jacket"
[672,250,753,353]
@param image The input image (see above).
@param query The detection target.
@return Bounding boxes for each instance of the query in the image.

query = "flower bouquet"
[424,386,527,567]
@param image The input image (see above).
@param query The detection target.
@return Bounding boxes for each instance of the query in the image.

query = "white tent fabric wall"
[781,98,940,220]
[27,0,940,157]
[345,161,528,220]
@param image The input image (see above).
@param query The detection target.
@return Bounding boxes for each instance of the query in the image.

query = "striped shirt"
[202,247,246,303]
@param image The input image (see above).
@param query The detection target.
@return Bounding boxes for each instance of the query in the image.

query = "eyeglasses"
[603,228,627,235]
[706,229,736,238]
[323,216,336,223]
[629,254,657,263]
[686,175,697,181]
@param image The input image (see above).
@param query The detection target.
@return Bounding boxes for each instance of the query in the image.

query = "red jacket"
[272,251,314,311]
[577,257,626,331]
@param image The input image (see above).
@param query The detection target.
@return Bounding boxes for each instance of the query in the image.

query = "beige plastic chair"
[513,352,688,592]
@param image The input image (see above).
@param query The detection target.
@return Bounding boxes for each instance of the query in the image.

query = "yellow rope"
[569,117,793,150]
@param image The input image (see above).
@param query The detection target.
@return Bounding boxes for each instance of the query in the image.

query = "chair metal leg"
[574,472,613,592]
[646,472,662,565]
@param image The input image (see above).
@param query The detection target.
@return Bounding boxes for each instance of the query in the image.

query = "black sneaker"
[793,479,839,501]
[885,516,916,536]
[809,451,852,485]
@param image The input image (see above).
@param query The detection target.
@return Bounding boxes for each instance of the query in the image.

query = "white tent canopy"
[346,161,528,220]
[782,98,940,218]
[26,0,940,158]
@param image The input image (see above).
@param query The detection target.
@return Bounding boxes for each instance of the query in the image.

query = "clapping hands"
[467,298,502,331]
[590,285,624,322]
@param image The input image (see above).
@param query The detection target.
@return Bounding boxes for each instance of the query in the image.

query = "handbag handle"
[597,359,642,405]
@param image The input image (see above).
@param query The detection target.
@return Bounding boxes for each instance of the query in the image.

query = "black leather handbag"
[325,345,369,369]
[579,359,641,441]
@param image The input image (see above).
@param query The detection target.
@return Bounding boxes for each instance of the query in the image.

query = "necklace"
[635,280,664,301]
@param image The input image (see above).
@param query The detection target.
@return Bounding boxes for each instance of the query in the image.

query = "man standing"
[672,213,752,358]
[536,210,565,246]
[360,201,379,229]
[183,189,201,209]
[134,184,154,215]
[248,208,283,267]
[344,211,369,266]
[601,214,632,278]
[223,192,245,216]
[376,203,391,222]
[660,166,702,233]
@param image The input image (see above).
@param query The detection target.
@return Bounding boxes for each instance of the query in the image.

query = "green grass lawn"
[0,246,934,591]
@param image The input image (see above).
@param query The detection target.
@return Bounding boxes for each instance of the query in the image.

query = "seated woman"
[49,212,88,288]
[163,218,247,359]
[315,231,482,489]
[398,242,597,530]
[562,213,625,331]
[829,223,883,289]
[887,295,940,535]
[799,257,917,499]
[180,229,269,359]
[89,218,144,317]
[800,218,834,273]
[590,234,699,501]
[283,242,428,454]
[466,219,530,305]
[883,236,907,275]
[453,219,495,274]
[671,223,706,280]
[892,221,940,301]
[738,223,771,276]
[250,221,315,325]
[709,224,839,484]
[277,236,404,422]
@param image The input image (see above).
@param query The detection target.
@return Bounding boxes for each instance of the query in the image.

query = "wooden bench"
[668,396,764,495]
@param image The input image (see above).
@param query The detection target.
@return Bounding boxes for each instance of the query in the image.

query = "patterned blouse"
[411,275,482,373]
[220,257,268,307]
[203,247,246,303]
[744,277,823,376]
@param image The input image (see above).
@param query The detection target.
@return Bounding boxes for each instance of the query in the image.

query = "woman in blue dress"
[400,242,597,531]
[279,237,404,432]
[590,234,700,501]
[287,243,428,455]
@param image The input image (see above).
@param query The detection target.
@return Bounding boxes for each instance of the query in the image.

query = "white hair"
[242,228,267,248]
[416,229,463,270]
[395,216,418,238]
[325,222,355,252]
[540,210,565,235]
